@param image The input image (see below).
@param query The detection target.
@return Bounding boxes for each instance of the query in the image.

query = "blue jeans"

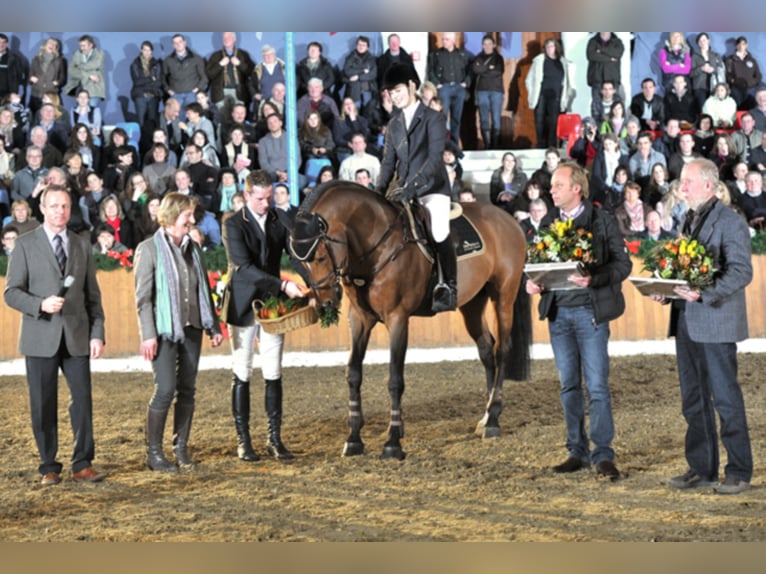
[172,91,197,109]
[354,91,374,114]
[548,305,615,464]
[134,95,160,129]
[438,83,467,144]
[476,90,503,132]
[675,309,752,482]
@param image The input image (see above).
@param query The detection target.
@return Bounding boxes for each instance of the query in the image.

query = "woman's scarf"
[625,200,645,231]
[153,228,215,342]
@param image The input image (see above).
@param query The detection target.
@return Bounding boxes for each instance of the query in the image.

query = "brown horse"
[290,181,531,460]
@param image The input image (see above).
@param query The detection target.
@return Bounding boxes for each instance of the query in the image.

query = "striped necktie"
[53,234,66,274]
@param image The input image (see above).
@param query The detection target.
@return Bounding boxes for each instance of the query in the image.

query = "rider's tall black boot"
[432,238,457,312]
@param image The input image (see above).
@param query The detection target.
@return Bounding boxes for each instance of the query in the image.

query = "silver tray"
[524,261,585,291]
[629,276,687,299]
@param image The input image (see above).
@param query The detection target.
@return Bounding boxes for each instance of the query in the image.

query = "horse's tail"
[505,282,532,381]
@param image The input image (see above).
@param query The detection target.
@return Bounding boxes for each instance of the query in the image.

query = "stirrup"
[432,282,457,312]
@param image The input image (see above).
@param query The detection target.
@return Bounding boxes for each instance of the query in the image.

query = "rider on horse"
[377,63,457,312]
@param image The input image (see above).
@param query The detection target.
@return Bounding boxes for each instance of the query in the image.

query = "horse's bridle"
[290,215,348,302]
[291,209,412,302]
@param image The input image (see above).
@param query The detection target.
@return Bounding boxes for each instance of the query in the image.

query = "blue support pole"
[285,32,300,206]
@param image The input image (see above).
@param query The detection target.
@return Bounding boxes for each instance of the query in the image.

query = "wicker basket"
[255,303,319,335]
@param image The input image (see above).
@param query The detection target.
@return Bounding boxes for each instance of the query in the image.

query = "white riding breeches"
[228,321,285,381]
[419,193,451,243]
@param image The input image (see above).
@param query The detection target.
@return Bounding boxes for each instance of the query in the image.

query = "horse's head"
[290,211,346,313]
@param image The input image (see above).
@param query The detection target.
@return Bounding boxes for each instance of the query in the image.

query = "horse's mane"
[298,180,386,216]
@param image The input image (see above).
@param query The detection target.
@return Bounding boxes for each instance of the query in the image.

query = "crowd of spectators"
[0,32,434,255]
[2,32,766,260]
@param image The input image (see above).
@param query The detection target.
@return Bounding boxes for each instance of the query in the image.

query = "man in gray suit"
[4,185,107,487]
[663,158,753,495]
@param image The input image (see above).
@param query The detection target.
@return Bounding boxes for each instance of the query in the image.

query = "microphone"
[57,275,75,297]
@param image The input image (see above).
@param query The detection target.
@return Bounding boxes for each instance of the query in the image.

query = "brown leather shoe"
[41,472,62,486]
[71,466,108,483]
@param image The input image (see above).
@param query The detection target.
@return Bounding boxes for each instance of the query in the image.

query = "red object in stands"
[734,110,748,130]
[556,113,582,158]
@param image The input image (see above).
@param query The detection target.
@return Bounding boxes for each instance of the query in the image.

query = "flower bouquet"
[525,218,594,290]
[630,236,717,298]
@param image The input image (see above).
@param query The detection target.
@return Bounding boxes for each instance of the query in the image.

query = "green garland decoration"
[3,233,766,278]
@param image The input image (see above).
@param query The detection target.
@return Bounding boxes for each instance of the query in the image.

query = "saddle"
[397,199,485,317]
[399,200,485,263]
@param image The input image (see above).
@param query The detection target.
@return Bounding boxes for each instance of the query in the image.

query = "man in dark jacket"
[630,77,665,131]
[526,161,632,481]
[377,64,456,312]
[205,32,254,111]
[222,170,306,462]
[0,33,25,101]
[427,32,471,146]
[376,34,419,95]
[586,32,625,102]
[343,35,378,112]
[163,34,207,109]
[296,41,337,99]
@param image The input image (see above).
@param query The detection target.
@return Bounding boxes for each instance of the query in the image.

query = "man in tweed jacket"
[664,158,753,495]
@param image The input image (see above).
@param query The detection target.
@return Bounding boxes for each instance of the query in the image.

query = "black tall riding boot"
[265,378,294,460]
[232,375,259,461]
[432,239,458,312]
[146,407,177,472]
[172,401,195,467]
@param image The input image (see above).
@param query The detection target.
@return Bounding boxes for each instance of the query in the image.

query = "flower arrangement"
[527,218,595,266]
[207,270,227,313]
[109,249,133,268]
[93,249,133,271]
[642,236,717,287]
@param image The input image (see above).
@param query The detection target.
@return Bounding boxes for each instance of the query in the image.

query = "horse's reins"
[294,207,418,294]
[291,228,349,297]
[358,207,420,278]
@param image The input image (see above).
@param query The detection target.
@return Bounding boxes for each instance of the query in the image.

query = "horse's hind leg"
[460,291,495,394]
[381,314,408,460]
[459,292,498,437]
[343,308,376,457]
[481,290,516,439]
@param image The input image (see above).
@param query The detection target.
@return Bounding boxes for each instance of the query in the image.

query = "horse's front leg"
[343,307,376,457]
[382,314,408,460]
